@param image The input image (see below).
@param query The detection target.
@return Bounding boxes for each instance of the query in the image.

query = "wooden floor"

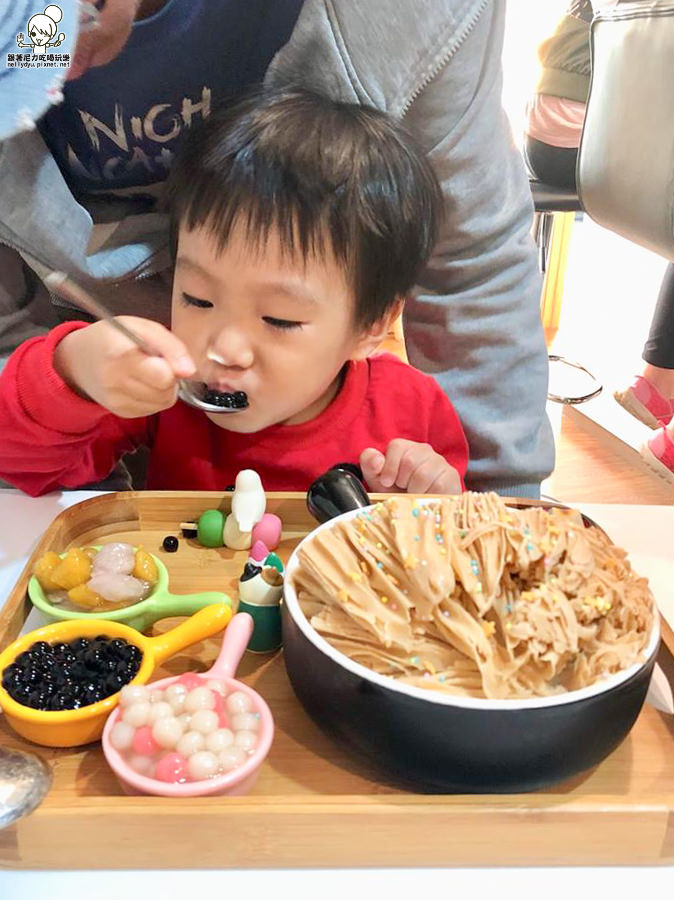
[543,404,673,505]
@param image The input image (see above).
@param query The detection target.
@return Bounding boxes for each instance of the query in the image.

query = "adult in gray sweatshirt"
[0,0,553,498]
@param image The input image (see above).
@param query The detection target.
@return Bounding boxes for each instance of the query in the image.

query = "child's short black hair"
[165,87,442,329]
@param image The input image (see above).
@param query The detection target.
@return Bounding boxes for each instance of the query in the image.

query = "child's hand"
[54,317,196,418]
[360,440,462,494]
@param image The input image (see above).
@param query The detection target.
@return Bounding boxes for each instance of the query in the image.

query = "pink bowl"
[102,612,274,797]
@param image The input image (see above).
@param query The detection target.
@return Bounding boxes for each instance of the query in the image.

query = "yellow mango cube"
[51,548,92,591]
[33,551,64,592]
[67,584,107,610]
[132,547,158,587]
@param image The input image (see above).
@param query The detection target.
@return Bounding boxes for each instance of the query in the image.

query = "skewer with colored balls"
[179,470,282,552]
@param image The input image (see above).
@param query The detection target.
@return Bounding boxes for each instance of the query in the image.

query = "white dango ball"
[184,686,216,713]
[189,709,219,735]
[129,754,155,777]
[231,712,259,733]
[167,692,187,714]
[151,716,183,749]
[205,728,234,754]
[187,750,219,781]
[122,700,151,728]
[176,730,205,757]
[178,712,192,729]
[226,690,251,715]
[149,689,165,703]
[119,684,149,707]
[147,701,173,725]
[233,729,258,753]
[218,746,247,773]
[165,683,188,703]
[109,720,135,751]
[206,679,227,696]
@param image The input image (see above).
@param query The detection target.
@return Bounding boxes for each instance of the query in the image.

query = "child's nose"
[209,329,254,369]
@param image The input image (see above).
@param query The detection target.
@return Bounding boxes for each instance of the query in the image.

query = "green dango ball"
[197,509,226,547]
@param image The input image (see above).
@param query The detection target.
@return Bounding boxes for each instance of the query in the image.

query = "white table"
[1,489,673,896]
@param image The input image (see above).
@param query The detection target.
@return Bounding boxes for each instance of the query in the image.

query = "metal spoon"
[43,272,248,415]
[0,746,52,829]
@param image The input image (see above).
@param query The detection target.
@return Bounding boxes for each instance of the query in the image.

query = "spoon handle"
[44,271,160,357]
[206,612,254,679]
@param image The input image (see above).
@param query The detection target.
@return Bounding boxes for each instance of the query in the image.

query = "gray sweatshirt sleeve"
[402,4,554,497]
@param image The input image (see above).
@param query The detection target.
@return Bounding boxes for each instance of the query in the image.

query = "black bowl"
[282,505,660,793]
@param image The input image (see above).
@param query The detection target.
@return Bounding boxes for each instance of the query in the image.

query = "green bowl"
[28,547,231,633]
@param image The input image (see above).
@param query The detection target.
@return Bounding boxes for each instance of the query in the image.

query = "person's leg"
[642,262,674,395]
[615,262,674,428]
[523,135,578,191]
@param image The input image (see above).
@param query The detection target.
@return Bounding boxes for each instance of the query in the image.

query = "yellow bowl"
[0,603,232,748]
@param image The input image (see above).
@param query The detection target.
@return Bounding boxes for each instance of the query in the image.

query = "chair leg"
[539,211,575,347]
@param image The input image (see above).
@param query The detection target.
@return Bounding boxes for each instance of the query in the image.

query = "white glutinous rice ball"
[187,751,219,781]
[129,754,155,777]
[119,684,149,707]
[149,689,165,703]
[92,542,135,575]
[205,728,234,754]
[218,746,247,773]
[122,701,151,728]
[147,702,174,725]
[87,573,148,605]
[231,712,259,732]
[233,730,258,752]
[176,730,205,758]
[226,690,252,715]
[152,717,183,749]
[165,683,188,702]
[184,687,216,713]
[189,709,219,735]
[109,720,135,751]
[168,692,187,714]
[205,679,227,696]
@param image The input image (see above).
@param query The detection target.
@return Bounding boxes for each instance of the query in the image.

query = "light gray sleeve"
[0,245,60,372]
[402,4,554,497]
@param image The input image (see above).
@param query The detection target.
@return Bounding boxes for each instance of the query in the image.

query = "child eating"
[0,88,468,497]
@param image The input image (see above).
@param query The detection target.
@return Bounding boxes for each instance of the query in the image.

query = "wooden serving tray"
[1,491,673,870]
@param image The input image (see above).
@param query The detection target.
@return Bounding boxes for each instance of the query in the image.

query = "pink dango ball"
[155,752,188,784]
[132,725,160,756]
[251,513,282,551]
[178,673,203,691]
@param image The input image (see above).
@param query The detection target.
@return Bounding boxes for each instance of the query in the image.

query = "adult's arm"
[402,4,553,497]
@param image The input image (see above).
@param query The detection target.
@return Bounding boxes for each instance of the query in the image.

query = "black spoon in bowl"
[44,272,249,414]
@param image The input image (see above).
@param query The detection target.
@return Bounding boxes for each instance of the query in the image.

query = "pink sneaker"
[641,428,674,484]
[614,376,674,429]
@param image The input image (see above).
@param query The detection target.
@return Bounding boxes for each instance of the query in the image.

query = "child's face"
[171,222,390,433]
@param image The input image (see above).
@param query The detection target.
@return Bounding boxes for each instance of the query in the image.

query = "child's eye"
[262,316,303,331]
[181,293,213,309]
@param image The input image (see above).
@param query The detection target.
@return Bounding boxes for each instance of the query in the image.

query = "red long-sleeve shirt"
[0,322,469,496]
